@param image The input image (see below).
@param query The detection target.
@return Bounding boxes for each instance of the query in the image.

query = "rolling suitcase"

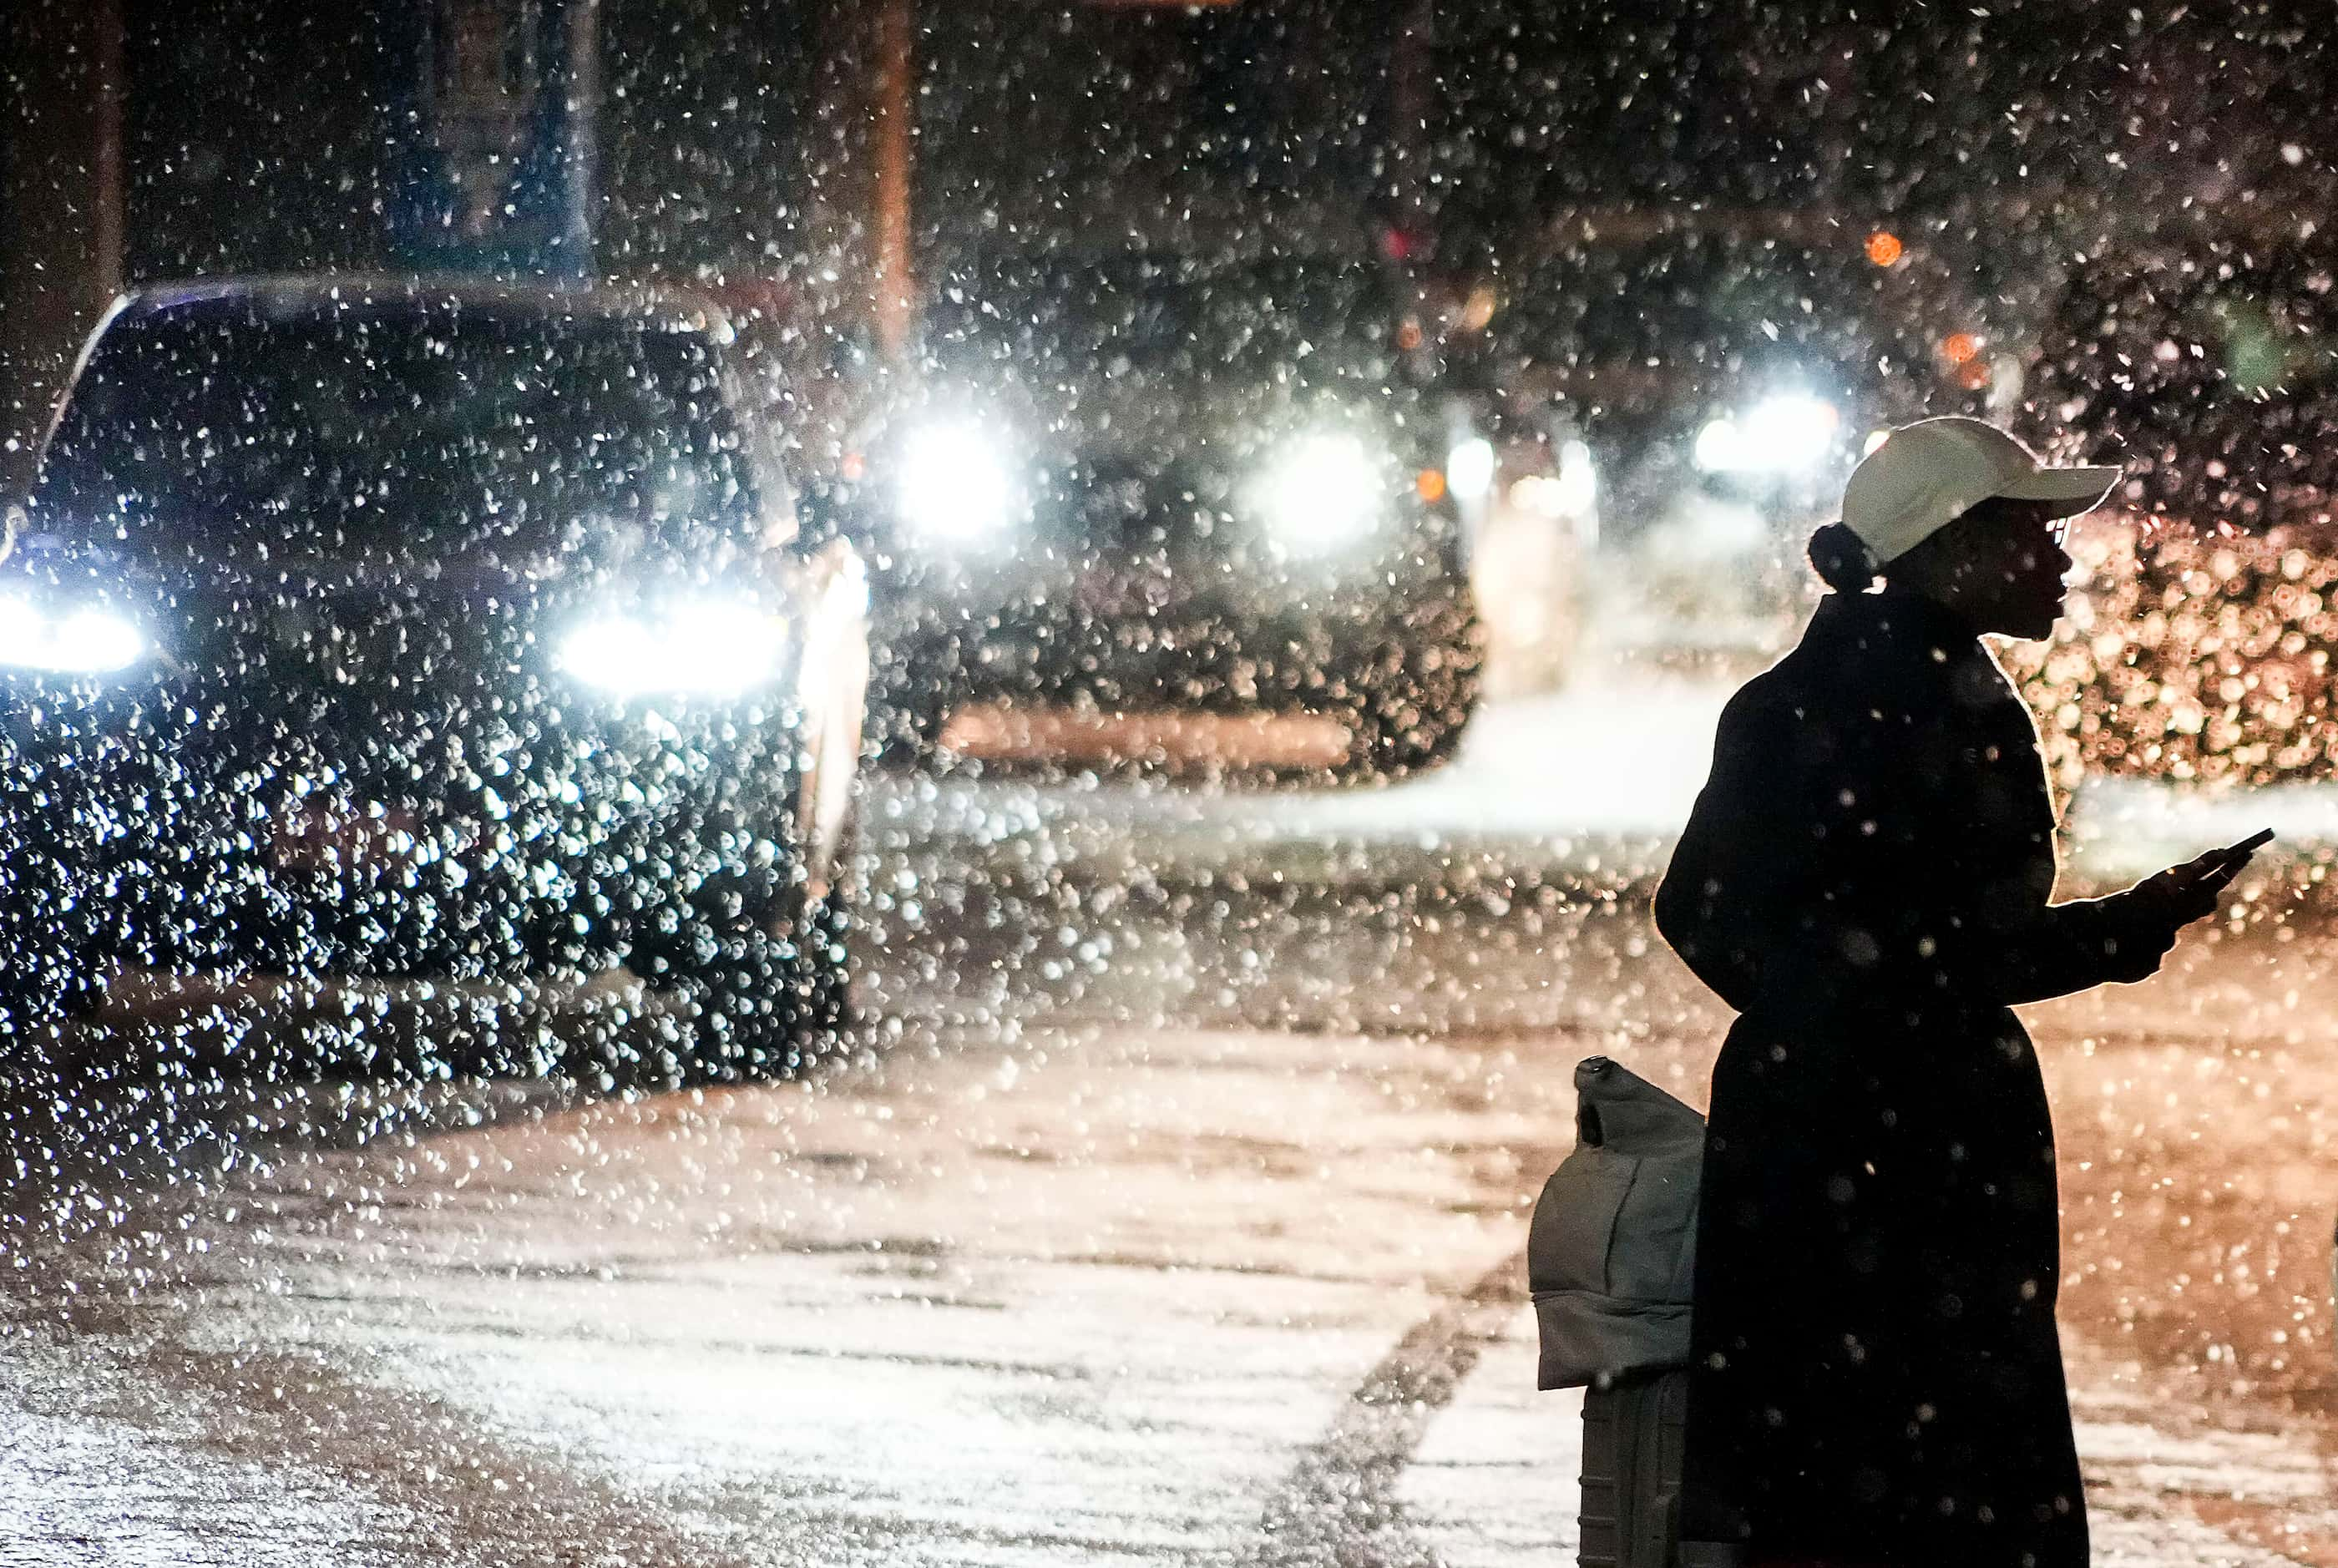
[1578,1368,1689,1568]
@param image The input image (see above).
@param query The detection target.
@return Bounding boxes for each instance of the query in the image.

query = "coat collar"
[1811,587,1986,669]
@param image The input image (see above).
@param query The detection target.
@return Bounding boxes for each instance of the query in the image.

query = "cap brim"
[1996,463,2122,518]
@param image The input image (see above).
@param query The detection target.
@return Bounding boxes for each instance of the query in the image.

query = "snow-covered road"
[5,1006,2329,1564]
[3,690,2332,1564]
[868,680,2338,895]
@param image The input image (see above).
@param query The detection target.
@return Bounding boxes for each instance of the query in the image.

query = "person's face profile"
[1919,497,2076,640]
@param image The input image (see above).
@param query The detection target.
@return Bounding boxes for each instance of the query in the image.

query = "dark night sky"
[8,1,2334,281]
[5,0,2335,473]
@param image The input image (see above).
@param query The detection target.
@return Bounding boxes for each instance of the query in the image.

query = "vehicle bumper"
[2,675,807,989]
[877,576,1479,715]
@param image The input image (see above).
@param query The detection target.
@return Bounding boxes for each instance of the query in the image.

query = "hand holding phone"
[2131,828,2273,930]
[2224,826,2277,861]
[2186,827,2275,889]
[2111,830,2274,980]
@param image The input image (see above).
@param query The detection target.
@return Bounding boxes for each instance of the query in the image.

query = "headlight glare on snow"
[1253,432,1385,556]
[0,594,148,675]
[897,419,1018,548]
[557,598,789,699]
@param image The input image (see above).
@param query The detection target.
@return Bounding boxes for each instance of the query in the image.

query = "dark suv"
[856,250,1482,777]
[0,277,871,1080]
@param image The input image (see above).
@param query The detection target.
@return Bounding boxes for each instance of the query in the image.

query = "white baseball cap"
[1843,417,2121,564]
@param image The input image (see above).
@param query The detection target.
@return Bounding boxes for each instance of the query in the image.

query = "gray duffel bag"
[1529,1055,1703,1392]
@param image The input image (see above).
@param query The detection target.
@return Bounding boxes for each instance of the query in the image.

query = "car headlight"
[0,594,147,675]
[1445,437,1497,503]
[556,598,789,699]
[1252,432,1386,555]
[898,419,1018,548]
[1693,393,1842,475]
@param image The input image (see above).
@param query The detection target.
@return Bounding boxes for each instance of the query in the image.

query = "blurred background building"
[6,0,2335,701]
[8,1,2329,447]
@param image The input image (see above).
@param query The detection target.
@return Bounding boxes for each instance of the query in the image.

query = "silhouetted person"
[1657,418,2252,1567]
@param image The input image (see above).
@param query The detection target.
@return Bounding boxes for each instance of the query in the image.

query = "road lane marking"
[1256,1247,2333,1568]
[1252,1252,1524,1568]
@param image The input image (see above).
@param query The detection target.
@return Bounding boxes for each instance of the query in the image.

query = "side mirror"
[1,503,24,566]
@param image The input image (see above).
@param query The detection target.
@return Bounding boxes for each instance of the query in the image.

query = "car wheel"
[630,620,868,1082]
[626,836,857,1082]
[0,726,107,1063]
[1345,579,1485,780]
[867,618,959,770]
[630,890,825,1081]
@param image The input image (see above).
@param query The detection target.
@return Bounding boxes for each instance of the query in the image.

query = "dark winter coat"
[1655,588,2146,1567]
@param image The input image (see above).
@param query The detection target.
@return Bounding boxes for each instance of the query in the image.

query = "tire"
[1344,578,1486,780]
[633,607,868,1083]
[623,824,859,1083]
[628,878,841,1082]
[866,614,960,770]
[785,873,857,1043]
[0,717,106,1065]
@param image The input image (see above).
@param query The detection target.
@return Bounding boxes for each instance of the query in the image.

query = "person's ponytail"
[1807,522,1881,593]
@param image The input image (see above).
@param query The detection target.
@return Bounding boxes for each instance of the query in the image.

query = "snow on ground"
[0,1330,445,1568]
[872,676,2338,894]
[866,679,1728,895]
[1398,1306,1579,1568]
[1400,1308,2332,1568]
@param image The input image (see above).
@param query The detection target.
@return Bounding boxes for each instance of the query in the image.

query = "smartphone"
[2179,827,2272,888]
[2199,827,2276,881]
[2222,827,2277,863]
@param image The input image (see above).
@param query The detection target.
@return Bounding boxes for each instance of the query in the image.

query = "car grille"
[167,583,530,698]
[8,584,802,981]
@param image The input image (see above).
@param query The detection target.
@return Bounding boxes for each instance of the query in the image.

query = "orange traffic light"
[1865,230,1904,267]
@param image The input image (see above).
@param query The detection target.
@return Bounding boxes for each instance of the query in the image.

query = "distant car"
[2031,237,2338,529]
[850,249,1482,778]
[1487,228,1996,660]
[0,276,871,1078]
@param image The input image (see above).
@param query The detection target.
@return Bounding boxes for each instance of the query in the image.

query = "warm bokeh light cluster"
[2012,520,2338,787]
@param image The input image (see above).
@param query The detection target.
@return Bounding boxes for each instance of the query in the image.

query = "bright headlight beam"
[1256,432,1384,555]
[1445,437,1496,503]
[0,595,147,674]
[557,599,788,699]
[1693,417,1745,474]
[1695,394,1841,474]
[1747,393,1841,467]
[898,420,1016,546]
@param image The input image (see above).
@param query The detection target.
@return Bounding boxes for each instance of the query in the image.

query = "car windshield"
[1495,234,1951,419]
[32,307,755,569]
[921,255,1396,395]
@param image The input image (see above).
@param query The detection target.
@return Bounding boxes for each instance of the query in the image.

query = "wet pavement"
[3,690,2335,1564]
